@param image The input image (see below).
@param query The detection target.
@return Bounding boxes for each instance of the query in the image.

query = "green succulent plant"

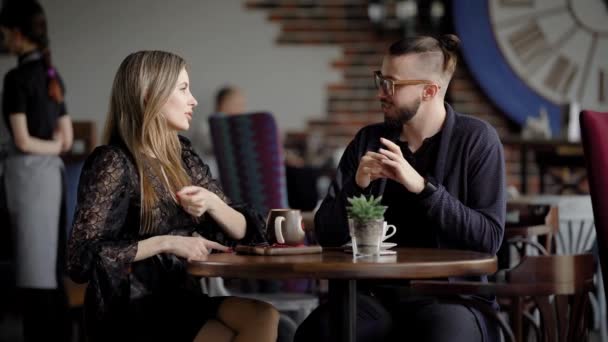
[346,195,387,223]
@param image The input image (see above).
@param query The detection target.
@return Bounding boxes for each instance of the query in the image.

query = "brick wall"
[245,0,550,194]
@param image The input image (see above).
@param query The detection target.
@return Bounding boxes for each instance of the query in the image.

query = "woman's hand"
[177,186,246,241]
[176,185,220,217]
[162,234,229,262]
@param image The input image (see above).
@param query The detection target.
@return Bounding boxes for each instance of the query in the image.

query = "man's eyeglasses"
[374,71,439,96]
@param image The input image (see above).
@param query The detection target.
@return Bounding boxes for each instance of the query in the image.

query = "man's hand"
[355,151,389,189]
[378,138,425,194]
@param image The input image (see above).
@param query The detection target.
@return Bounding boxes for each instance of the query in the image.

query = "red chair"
[580,110,608,300]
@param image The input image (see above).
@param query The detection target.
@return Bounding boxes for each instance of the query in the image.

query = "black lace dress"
[67,136,265,341]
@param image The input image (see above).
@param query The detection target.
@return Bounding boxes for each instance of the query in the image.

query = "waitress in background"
[0,1,73,340]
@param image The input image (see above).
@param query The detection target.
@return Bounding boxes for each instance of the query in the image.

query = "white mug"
[382,222,396,241]
[267,209,305,245]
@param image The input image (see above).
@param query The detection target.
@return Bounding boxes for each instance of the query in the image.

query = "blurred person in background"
[186,85,246,176]
[215,85,246,115]
[0,1,73,340]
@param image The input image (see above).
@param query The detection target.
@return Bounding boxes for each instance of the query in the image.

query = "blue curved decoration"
[453,0,561,135]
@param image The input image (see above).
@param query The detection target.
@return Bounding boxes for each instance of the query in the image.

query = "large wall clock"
[453,0,608,135]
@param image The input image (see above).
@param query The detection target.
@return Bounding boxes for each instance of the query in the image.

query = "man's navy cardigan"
[315,103,506,262]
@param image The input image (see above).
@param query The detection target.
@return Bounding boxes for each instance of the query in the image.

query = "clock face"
[453,0,607,135]
[489,0,608,111]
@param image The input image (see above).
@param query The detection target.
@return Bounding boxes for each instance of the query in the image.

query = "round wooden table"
[188,247,497,342]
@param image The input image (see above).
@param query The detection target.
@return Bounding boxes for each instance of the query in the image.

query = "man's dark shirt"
[383,134,441,248]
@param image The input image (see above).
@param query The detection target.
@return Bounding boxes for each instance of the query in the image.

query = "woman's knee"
[220,297,279,328]
[194,319,235,342]
[252,300,280,326]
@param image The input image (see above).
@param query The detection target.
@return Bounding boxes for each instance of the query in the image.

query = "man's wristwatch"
[418,177,437,197]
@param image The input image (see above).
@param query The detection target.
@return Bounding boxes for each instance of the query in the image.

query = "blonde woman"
[67,51,279,342]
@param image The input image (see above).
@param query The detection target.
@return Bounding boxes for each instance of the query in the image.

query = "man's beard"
[383,99,421,129]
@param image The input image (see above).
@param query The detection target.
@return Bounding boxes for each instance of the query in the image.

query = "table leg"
[329,279,357,342]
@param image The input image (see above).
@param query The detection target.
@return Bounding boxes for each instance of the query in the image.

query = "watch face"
[453,0,608,135]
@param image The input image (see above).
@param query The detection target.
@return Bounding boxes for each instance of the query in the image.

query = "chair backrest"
[63,120,97,237]
[506,254,595,289]
[580,110,608,298]
[209,112,288,217]
[506,202,559,251]
[506,202,555,228]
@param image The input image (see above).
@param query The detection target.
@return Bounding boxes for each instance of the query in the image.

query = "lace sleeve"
[180,136,230,203]
[180,136,267,244]
[67,145,138,284]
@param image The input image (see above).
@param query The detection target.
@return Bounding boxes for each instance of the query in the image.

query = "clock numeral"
[500,0,534,7]
[577,35,598,102]
[600,70,606,103]
[508,21,552,71]
[544,56,578,97]
[495,5,566,30]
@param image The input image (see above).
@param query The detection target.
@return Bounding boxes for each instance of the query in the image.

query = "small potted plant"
[346,195,387,255]
[347,195,387,224]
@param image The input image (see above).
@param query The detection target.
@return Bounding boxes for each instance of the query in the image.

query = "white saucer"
[343,242,397,250]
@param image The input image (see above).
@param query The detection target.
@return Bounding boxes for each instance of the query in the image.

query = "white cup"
[382,222,396,242]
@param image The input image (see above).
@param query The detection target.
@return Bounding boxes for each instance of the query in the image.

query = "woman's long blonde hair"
[103,50,191,234]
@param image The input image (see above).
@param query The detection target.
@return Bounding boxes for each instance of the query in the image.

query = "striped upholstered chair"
[207,112,319,340]
[209,112,288,217]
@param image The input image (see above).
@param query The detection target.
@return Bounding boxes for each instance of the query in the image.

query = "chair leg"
[554,295,569,339]
[70,306,86,342]
[534,296,558,342]
[568,292,590,342]
[510,296,524,342]
[522,310,541,341]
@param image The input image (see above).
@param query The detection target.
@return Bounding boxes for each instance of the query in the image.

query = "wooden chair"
[61,121,97,164]
[494,203,560,340]
[63,276,87,341]
[412,203,589,342]
[410,254,596,342]
[507,196,605,339]
[504,202,559,260]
